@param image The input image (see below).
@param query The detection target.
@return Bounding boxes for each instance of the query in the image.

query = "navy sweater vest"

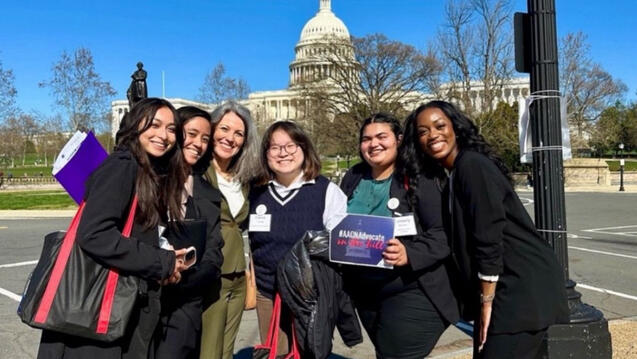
[249,176,329,298]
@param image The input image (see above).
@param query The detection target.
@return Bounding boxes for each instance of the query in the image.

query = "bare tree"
[471,0,514,115]
[34,113,68,166]
[434,0,514,122]
[14,113,41,165]
[0,59,18,122]
[560,32,627,147]
[198,63,250,104]
[0,117,24,167]
[435,0,474,111]
[300,33,441,155]
[40,47,116,132]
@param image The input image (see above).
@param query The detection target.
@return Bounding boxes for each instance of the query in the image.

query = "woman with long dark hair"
[153,106,223,359]
[401,100,568,358]
[340,113,458,358]
[200,101,259,359]
[38,98,191,359]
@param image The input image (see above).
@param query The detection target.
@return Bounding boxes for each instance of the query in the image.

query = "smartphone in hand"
[182,246,197,269]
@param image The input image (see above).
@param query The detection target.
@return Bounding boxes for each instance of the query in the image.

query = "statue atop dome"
[319,0,331,12]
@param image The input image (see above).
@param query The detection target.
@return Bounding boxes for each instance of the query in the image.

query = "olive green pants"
[200,273,246,359]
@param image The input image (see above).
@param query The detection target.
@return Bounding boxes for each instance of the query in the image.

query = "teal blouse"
[346,175,392,217]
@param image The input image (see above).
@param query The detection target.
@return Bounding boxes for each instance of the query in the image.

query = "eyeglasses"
[267,143,299,156]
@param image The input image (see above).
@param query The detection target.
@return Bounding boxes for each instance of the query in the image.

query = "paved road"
[1,191,636,358]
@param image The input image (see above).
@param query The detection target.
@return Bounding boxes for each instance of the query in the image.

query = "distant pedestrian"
[401,101,569,359]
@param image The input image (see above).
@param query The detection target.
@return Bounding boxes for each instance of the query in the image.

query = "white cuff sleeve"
[323,181,348,231]
[478,272,499,282]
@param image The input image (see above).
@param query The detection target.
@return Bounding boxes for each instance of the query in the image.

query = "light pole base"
[542,320,611,358]
[541,279,612,358]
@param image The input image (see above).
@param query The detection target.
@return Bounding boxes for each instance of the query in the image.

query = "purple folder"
[53,132,108,204]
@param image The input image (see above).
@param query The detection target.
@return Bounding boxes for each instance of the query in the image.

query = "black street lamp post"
[515,0,612,357]
[619,143,625,192]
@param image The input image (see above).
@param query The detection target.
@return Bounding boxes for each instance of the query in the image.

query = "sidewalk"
[0,209,77,219]
[230,314,636,358]
[516,184,637,193]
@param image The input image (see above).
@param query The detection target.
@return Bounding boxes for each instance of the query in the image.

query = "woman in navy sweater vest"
[249,121,347,356]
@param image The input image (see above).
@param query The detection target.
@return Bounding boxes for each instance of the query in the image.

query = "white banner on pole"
[518,94,571,164]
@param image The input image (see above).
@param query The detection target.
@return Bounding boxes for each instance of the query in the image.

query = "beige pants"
[200,273,246,359]
[256,290,293,356]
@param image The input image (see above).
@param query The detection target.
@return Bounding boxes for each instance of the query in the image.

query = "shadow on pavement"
[234,347,354,359]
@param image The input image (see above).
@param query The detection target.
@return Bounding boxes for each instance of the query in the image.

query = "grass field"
[0,190,77,210]
[0,166,54,177]
[606,160,637,172]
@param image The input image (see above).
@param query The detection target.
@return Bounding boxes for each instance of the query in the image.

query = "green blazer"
[206,168,250,274]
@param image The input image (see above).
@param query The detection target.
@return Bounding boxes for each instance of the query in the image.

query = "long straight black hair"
[115,98,188,229]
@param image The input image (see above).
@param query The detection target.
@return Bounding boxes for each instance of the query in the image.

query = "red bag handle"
[33,201,87,324]
[96,196,138,333]
[286,320,301,359]
[256,293,300,359]
[264,293,282,358]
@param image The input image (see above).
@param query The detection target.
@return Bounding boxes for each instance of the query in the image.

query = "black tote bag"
[18,197,139,342]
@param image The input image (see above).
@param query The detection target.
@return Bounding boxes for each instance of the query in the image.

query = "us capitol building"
[111,0,529,138]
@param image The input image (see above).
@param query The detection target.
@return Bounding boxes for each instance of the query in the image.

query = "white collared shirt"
[269,172,347,230]
[217,170,245,218]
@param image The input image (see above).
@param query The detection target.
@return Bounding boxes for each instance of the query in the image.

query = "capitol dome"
[299,0,350,42]
[289,0,354,87]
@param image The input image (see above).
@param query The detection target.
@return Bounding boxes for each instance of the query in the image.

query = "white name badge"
[393,215,417,237]
[249,214,272,232]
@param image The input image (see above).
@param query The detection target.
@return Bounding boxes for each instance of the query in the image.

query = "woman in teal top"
[339,113,458,359]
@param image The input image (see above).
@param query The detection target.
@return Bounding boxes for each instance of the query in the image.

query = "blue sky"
[1,0,636,116]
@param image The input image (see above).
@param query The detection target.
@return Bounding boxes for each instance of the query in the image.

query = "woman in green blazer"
[200,101,260,359]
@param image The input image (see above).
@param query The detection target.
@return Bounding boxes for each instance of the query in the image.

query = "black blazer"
[445,150,569,333]
[77,150,175,281]
[340,163,459,324]
[156,174,224,348]
[168,174,224,296]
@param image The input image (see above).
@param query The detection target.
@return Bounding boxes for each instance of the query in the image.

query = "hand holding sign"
[382,238,408,266]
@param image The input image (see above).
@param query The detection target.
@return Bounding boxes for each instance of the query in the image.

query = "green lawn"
[606,160,637,172]
[0,190,77,210]
[0,166,54,177]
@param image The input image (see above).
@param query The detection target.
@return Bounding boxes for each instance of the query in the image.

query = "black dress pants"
[475,328,547,359]
[152,296,202,359]
[356,287,448,359]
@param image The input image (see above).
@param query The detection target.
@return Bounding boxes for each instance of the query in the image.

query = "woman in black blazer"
[340,113,459,359]
[37,98,191,359]
[401,101,569,359]
[153,106,224,359]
